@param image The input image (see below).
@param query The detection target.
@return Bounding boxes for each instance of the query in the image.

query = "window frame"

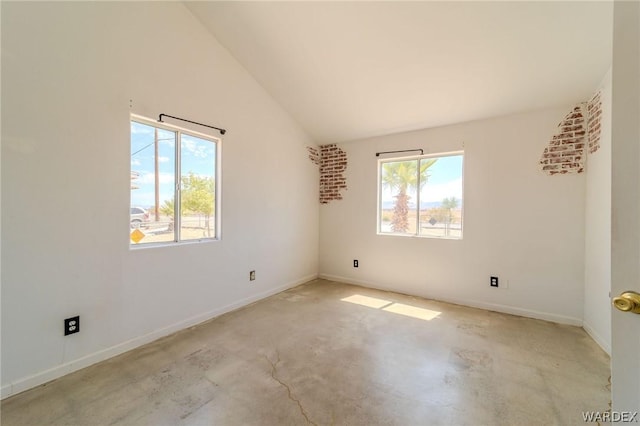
[130,114,222,247]
[377,150,464,239]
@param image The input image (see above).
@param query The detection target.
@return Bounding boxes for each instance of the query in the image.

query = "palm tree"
[382,159,437,232]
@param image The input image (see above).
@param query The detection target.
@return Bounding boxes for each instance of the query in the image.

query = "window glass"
[380,160,419,234]
[418,155,463,238]
[379,153,463,239]
[180,134,216,241]
[130,118,219,246]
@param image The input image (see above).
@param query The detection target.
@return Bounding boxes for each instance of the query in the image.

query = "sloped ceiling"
[185,1,613,144]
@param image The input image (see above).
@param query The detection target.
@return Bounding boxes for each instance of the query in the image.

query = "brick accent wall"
[539,105,586,175]
[539,89,604,176]
[587,91,602,154]
[307,146,320,166]
[307,144,348,204]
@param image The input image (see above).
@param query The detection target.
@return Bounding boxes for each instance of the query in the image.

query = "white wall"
[320,108,586,324]
[1,2,318,398]
[583,69,612,354]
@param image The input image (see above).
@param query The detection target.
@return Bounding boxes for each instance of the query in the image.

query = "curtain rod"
[375,148,423,157]
[158,114,226,135]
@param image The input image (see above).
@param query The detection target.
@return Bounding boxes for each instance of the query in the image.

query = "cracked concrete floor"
[1,279,611,425]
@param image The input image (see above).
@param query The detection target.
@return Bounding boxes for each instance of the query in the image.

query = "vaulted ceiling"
[185,1,613,144]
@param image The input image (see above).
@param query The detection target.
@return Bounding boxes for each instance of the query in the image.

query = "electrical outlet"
[490,276,499,287]
[353,259,359,268]
[249,270,256,281]
[64,316,80,336]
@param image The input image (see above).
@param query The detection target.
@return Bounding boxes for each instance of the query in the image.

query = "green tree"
[160,199,174,218]
[382,159,437,232]
[159,173,215,235]
[181,172,215,237]
[442,197,459,217]
[159,198,175,231]
[441,196,459,235]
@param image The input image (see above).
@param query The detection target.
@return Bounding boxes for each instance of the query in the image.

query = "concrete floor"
[2,279,610,426]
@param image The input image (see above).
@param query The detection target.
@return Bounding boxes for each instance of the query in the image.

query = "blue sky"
[423,155,463,185]
[381,154,463,205]
[420,154,463,203]
[130,121,216,209]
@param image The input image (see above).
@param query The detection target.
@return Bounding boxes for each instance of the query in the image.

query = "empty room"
[2,1,639,425]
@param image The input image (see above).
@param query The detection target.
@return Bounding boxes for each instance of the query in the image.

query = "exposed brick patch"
[540,89,604,175]
[307,144,348,204]
[539,104,587,175]
[306,146,320,166]
[587,91,602,154]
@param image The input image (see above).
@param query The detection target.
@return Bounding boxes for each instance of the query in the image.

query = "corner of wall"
[582,66,613,356]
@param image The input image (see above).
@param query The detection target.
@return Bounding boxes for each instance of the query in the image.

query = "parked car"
[130,207,150,228]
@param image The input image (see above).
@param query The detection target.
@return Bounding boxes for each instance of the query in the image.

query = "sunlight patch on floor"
[340,294,392,309]
[383,302,441,320]
[341,294,441,321]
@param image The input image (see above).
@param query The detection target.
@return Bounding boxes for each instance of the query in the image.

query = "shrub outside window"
[378,152,463,239]
[130,115,220,246]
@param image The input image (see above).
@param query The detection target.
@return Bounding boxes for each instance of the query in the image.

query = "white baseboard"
[582,320,612,356]
[1,273,317,400]
[318,273,583,327]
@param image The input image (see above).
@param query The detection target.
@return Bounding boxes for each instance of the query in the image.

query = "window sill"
[376,232,463,241]
[129,238,219,250]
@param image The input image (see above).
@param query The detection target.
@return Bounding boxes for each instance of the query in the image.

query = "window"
[130,115,220,245]
[378,152,463,239]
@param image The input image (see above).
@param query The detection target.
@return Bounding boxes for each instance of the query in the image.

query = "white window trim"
[376,150,464,240]
[130,114,222,248]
